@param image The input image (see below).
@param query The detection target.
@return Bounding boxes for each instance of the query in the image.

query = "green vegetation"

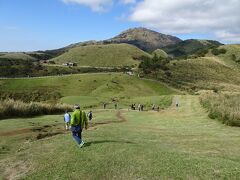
[211,48,227,55]
[162,39,221,58]
[152,49,168,59]
[200,92,240,126]
[139,54,170,74]
[51,44,151,67]
[0,99,71,119]
[0,73,176,103]
[1,96,240,179]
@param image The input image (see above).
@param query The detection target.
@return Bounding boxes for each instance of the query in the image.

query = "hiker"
[157,106,160,112]
[103,103,107,109]
[152,104,155,111]
[141,104,144,111]
[70,104,88,148]
[87,110,93,121]
[138,104,141,111]
[64,110,71,130]
[176,99,179,107]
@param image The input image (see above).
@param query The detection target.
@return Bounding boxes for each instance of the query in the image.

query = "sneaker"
[79,141,85,148]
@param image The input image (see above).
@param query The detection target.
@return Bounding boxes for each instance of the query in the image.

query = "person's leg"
[71,126,81,145]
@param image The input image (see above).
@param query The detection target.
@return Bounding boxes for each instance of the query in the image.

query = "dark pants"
[71,125,82,145]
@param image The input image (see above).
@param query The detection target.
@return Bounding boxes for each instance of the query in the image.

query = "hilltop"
[105,27,182,52]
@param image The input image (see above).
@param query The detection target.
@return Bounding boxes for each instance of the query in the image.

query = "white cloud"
[120,0,136,4]
[129,0,240,42]
[62,0,113,12]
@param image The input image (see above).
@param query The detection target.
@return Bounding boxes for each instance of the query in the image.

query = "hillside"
[105,27,182,52]
[0,52,36,61]
[165,57,240,91]
[208,44,240,69]
[162,39,222,58]
[51,43,151,67]
[0,73,176,103]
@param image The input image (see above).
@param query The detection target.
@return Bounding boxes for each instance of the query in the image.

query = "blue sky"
[0,0,239,52]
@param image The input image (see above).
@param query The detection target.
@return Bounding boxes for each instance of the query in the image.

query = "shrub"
[0,99,72,119]
[212,48,227,55]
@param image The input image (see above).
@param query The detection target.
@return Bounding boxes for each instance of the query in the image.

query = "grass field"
[0,73,176,103]
[51,44,151,67]
[1,95,240,179]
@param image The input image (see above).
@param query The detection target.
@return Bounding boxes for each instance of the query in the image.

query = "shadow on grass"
[84,140,135,147]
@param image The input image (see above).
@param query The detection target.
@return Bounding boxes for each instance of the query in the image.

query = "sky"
[0,0,239,52]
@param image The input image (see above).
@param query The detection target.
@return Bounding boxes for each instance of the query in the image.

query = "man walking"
[64,110,71,130]
[70,104,88,148]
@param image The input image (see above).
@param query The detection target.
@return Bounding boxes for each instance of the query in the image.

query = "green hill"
[208,44,240,69]
[162,39,222,58]
[0,73,176,104]
[51,44,151,67]
[168,57,240,91]
[152,49,168,59]
[142,56,240,92]
[0,52,36,61]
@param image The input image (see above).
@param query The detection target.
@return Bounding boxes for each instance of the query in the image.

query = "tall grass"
[200,92,240,126]
[0,99,72,119]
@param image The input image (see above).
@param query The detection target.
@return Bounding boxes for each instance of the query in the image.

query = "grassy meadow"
[1,96,240,179]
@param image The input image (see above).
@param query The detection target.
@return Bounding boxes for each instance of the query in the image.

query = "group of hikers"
[63,105,93,148]
[130,104,161,112]
[64,99,180,148]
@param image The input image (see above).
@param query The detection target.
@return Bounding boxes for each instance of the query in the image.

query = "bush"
[0,99,72,119]
[212,48,227,55]
[199,93,240,127]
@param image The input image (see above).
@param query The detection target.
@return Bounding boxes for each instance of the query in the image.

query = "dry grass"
[0,99,72,119]
[200,92,240,126]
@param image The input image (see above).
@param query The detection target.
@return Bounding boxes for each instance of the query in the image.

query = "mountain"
[162,39,222,58]
[104,27,182,52]
[51,43,151,67]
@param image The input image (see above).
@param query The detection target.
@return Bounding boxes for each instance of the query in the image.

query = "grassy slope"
[51,44,151,67]
[208,44,240,69]
[0,52,36,61]
[0,73,176,106]
[163,57,240,91]
[1,96,240,179]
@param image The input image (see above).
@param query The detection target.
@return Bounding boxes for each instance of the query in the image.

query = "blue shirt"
[64,113,71,123]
